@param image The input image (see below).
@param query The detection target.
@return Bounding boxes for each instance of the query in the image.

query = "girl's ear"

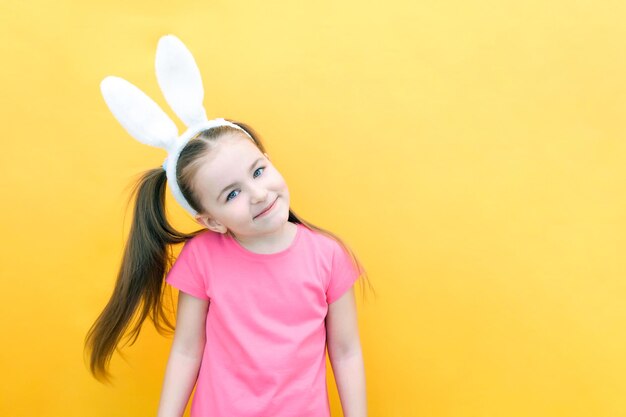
[195,214,227,234]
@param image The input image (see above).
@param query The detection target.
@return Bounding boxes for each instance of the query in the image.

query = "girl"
[84,35,373,417]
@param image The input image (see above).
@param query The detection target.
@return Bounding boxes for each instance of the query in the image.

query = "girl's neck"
[232,221,298,254]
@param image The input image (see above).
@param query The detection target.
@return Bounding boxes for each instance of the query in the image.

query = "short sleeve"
[326,241,362,304]
[165,239,210,300]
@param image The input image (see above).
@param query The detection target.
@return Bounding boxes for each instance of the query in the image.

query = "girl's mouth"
[255,198,278,219]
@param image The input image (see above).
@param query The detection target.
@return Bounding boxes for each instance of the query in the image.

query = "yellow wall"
[1,0,625,416]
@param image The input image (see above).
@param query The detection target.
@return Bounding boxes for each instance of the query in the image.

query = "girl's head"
[176,126,290,240]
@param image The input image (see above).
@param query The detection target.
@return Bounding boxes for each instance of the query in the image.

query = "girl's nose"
[250,184,268,202]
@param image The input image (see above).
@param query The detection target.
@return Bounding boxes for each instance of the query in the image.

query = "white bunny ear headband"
[100,34,253,217]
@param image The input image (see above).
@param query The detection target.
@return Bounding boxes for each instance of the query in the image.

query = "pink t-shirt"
[165,222,362,417]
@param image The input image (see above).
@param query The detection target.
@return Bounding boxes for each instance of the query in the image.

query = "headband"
[99,34,253,216]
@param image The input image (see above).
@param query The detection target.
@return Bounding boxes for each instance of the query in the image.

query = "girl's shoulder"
[177,229,223,256]
[297,223,345,257]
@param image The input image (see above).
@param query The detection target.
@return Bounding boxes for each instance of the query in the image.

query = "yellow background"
[1,0,625,416]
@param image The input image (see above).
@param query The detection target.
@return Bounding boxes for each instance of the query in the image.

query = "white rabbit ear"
[155,35,208,127]
[100,76,179,150]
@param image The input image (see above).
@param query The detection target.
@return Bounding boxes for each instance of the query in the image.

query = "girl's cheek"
[234,198,248,210]
[271,171,285,185]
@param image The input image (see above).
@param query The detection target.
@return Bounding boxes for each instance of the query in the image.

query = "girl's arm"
[326,287,367,417]
[157,292,209,417]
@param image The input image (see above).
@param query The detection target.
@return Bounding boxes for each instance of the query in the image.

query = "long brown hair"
[83,120,375,384]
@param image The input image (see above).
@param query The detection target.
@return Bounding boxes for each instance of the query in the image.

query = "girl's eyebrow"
[216,157,265,201]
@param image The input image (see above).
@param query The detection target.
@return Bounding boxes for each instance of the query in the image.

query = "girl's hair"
[83,120,375,384]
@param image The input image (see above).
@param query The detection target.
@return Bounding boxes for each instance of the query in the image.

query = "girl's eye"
[225,167,266,202]
[253,166,265,178]
[225,190,238,201]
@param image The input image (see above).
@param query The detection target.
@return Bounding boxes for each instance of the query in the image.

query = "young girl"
[84,35,373,417]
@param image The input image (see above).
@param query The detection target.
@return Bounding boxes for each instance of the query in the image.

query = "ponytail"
[83,167,202,384]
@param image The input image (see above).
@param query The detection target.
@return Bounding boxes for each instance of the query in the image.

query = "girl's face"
[192,133,291,239]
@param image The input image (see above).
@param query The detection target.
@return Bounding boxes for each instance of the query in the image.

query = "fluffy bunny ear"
[155,35,208,127]
[100,76,179,150]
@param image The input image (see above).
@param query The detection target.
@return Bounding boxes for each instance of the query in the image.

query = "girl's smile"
[254,197,278,219]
